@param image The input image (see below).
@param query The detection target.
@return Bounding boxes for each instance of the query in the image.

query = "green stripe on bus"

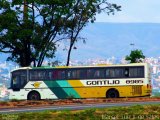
[44,80,80,99]
[44,81,68,99]
[56,81,80,98]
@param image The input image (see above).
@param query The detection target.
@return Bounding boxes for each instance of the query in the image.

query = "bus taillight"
[147,84,151,89]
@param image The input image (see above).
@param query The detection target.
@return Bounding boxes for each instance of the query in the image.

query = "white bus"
[8,63,151,100]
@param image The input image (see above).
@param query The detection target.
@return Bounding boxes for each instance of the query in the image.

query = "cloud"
[96,0,160,23]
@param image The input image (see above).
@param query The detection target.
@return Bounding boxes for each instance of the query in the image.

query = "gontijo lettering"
[86,80,120,85]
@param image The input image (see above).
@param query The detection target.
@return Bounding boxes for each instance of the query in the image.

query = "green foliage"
[0,0,120,67]
[0,105,160,120]
[125,49,145,63]
[62,1,121,66]
[48,60,61,67]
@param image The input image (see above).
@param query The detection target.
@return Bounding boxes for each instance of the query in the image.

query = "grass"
[1,105,160,120]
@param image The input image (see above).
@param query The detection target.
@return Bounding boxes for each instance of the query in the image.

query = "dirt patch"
[0,97,160,109]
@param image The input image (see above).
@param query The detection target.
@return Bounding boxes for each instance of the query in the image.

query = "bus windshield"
[11,70,27,91]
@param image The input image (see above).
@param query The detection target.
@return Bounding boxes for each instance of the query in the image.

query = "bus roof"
[11,63,148,72]
[11,67,32,72]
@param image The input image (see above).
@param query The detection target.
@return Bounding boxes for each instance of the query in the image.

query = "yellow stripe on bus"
[67,81,150,98]
[68,80,106,98]
[67,80,84,87]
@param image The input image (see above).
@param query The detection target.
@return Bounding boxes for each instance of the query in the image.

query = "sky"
[1,0,160,63]
[52,0,160,62]
[58,0,160,62]
[96,0,160,23]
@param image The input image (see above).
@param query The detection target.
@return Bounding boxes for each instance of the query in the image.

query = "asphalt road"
[0,101,160,114]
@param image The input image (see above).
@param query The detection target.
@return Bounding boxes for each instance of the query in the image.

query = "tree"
[125,49,145,63]
[64,1,121,66]
[0,0,120,67]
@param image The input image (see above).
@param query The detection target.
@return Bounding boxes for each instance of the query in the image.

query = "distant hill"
[57,22,160,61]
[1,23,160,62]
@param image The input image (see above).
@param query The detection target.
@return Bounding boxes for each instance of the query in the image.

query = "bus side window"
[137,67,144,77]
[125,68,129,77]
[70,70,77,79]
[79,69,86,79]
[67,70,72,79]
[60,70,66,79]
[76,70,80,79]
[94,69,105,78]
[115,68,124,78]
[38,71,46,79]
[53,71,58,79]
[56,70,65,80]
[87,69,95,79]
[105,69,110,78]
[30,71,37,80]
[94,70,100,78]
[110,69,115,78]
[67,70,77,79]
[129,67,143,78]
[48,71,53,80]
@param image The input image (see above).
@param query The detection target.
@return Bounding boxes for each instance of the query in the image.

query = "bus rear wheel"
[27,91,41,100]
[106,89,119,98]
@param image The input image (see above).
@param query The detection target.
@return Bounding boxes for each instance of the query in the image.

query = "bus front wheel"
[106,89,119,98]
[27,91,41,100]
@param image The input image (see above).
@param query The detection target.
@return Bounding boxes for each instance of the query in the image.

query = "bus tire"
[27,91,41,100]
[106,88,119,98]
